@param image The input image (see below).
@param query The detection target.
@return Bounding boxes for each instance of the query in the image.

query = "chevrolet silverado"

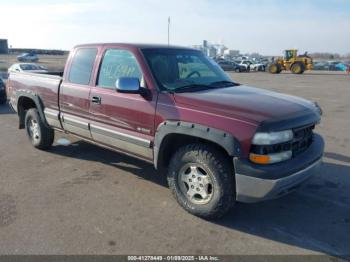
[7,43,324,219]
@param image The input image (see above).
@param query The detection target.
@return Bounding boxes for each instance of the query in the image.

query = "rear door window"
[68,48,97,85]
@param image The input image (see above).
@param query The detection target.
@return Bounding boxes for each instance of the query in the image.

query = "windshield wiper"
[209,80,240,87]
[171,84,214,93]
[170,81,239,93]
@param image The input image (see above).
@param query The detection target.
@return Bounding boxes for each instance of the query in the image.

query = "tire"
[269,63,281,74]
[291,62,305,74]
[235,68,240,73]
[25,108,54,150]
[167,144,235,219]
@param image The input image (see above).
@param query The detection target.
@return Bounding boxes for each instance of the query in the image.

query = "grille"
[291,125,314,157]
[250,125,315,157]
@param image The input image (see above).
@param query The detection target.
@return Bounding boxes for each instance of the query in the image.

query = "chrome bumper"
[236,158,322,203]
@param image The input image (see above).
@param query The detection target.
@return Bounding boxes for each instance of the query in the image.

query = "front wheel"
[25,108,54,150]
[269,63,281,74]
[167,144,235,219]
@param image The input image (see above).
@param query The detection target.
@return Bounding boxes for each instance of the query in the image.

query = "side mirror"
[115,77,140,94]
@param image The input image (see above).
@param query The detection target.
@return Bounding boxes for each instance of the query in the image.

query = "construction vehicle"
[269,49,313,74]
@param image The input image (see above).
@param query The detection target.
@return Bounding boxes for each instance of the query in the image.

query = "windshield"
[19,64,41,70]
[142,49,233,91]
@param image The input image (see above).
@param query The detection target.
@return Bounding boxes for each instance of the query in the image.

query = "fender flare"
[16,91,49,129]
[154,121,242,169]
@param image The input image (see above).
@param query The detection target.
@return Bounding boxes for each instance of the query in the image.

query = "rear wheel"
[269,63,281,74]
[291,62,305,74]
[25,108,54,150]
[167,144,235,219]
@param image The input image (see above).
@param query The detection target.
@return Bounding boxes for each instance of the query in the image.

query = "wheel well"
[157,133,232,170]
[17,96,37,129]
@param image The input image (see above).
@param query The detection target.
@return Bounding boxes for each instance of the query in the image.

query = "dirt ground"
[0,71,349,257]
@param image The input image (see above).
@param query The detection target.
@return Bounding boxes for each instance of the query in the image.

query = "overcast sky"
[0,0,349,55]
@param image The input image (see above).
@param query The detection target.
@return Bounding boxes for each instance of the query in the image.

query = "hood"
[173,85,320,130]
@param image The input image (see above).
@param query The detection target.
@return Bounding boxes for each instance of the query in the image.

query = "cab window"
[68,48,97,85]
[97,49,142,89]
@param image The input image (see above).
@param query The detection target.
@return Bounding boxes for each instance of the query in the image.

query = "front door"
[89,48,156,160]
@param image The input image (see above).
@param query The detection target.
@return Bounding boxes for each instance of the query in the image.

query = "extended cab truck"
[7,44,324,219]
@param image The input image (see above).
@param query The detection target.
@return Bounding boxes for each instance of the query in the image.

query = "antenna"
[168,17,170,46]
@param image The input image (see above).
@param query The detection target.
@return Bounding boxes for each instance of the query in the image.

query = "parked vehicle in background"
[335,63,348,71]
[7,43,324,219]
[239,60,251,72]
[17,53,39,62]
[327,61,341,71]
[217,60,246,72]
[248,61,266,71]
[313,61,330,70]
[8,63,48,74]
[0,78,6,104]
[0,71,8,80]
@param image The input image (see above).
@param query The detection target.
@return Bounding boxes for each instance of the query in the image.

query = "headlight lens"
[250,130,294,164]
[252,130,293,145]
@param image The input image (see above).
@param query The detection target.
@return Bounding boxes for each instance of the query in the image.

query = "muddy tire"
[25,108,54,150]
[167,144,235,219]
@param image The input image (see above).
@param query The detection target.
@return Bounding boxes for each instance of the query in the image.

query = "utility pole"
[168,16,170,46]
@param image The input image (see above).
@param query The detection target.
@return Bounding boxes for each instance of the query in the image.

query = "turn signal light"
[249,153,270,164]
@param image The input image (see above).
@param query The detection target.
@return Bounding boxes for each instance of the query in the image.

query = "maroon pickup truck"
[7,43,324,219]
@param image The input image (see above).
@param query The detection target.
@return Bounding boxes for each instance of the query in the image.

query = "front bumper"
[234,133,324,203]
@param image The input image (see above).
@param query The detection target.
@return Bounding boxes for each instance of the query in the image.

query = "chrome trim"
[236,158,322,203]
[44,108,59,119]
[90,124,151,148]
[44,108,61,129]
[63,115,89,130]
[61,114,91,138]
[53,128,153,163]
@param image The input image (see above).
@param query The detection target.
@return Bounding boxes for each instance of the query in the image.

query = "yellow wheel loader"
[269,49,313,74]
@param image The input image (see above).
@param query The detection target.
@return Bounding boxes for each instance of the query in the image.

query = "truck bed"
[8,71,62,113]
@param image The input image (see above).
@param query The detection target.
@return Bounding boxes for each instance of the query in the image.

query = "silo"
[0,39,9,54]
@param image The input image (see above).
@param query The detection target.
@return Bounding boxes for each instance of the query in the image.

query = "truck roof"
[73,43,196,50]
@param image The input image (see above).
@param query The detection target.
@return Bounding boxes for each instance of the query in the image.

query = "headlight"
[250,130,294,164]
[252,130,293,145]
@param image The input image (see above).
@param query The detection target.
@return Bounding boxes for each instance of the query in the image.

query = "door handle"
[91,96,101,104]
